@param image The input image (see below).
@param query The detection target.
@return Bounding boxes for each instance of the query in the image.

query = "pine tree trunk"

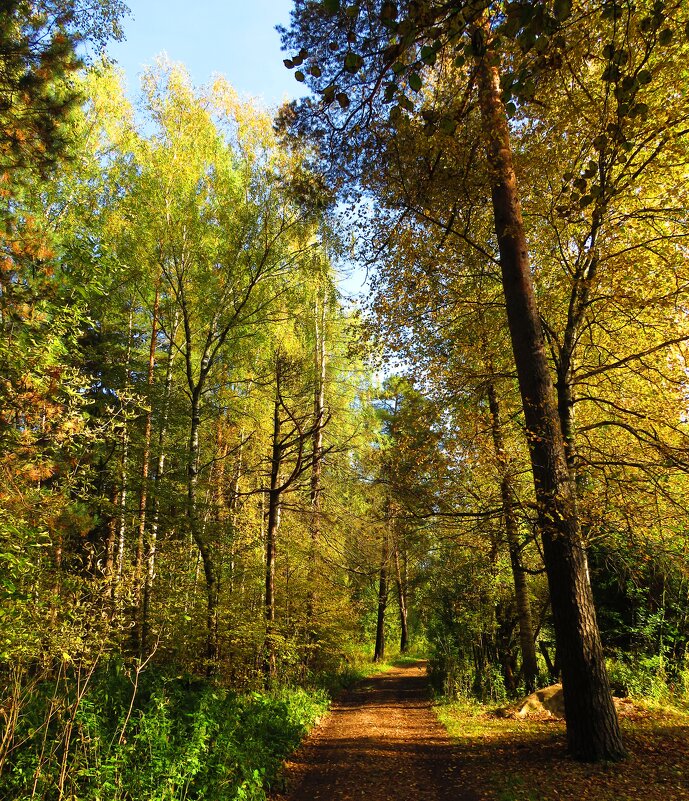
[476,43,624,761]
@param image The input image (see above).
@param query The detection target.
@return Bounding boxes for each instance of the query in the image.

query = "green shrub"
[0,662,328,801]
[606,652,689,703]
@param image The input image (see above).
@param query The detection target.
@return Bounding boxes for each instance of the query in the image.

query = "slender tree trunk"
[556,356,578,473]
[227,431,244,595]
[179,279,220,670]
[188,386,220,670]
[104,488,117,581]
[306,288,327,645]
[115,307,134,593]
[393,542,409,654]
[116,430,129,586]
[141,310,178,656]
[133,280,160,650]
[373,528,388,662]
[264,393,282,681]
[476,42,624,761]
[486,380,539,692]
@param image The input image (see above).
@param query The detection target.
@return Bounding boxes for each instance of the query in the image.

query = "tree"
[0,0,126,177]
[276,0,689,759]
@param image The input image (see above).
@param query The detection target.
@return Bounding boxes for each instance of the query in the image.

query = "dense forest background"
[1,1,688,798]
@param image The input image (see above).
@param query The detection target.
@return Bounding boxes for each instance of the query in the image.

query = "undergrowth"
[0,645,426,800]
[0,660,329,801]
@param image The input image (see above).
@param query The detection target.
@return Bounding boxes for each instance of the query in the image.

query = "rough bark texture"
[476,46,624,761]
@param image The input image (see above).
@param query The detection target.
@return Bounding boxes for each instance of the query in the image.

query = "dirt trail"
[272,662,479,801]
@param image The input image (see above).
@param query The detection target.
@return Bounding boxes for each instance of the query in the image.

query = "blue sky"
[108,0,307,107]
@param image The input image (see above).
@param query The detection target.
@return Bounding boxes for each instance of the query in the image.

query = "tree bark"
[188,385,220,670]
[264,393,282,681]
[393,541,409,654]
[486,379,539,692]
[306,286,327,645]
[133,278,160,650]
[476,44,624,761]
[140,309,179,657]
[373,528,388,662]
[115,306,134,594]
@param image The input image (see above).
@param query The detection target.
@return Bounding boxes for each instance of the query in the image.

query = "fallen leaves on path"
[272,662,479,801]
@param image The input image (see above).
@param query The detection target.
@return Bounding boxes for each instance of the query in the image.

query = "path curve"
[272,661,479,801]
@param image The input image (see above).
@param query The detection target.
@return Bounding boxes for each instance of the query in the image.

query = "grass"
[317,646,427,694]
[436,698,689,801]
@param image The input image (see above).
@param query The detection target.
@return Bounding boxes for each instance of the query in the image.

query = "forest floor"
[271,660,479,801]
[271,661,689,801]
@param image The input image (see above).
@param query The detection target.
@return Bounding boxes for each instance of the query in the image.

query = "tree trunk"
[306,287,327,645]
[373,529,388,662]
[227,431,244,595]
[115,306,134,594]
[486,380,539,693]
[188,386,219,670]
[264,393,282,681]
[393,542,409,654]
[141,309,178,657]
[476,44,624,761]
[133,279,160,650]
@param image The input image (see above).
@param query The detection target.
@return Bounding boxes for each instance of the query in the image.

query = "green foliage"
[0,662,328,801]
[606,653,689,704]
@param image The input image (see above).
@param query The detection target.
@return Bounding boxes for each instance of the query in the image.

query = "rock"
[499,684,646,720]
[516,684,566,719]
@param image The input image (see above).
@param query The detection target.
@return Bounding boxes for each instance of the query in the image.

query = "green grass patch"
[315,644,426,694]
[435,698,689,801]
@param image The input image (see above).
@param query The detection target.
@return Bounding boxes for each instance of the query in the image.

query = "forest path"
[271,661,479,801]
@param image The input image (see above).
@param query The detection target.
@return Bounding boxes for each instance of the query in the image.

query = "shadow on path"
[271,662,479,801]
